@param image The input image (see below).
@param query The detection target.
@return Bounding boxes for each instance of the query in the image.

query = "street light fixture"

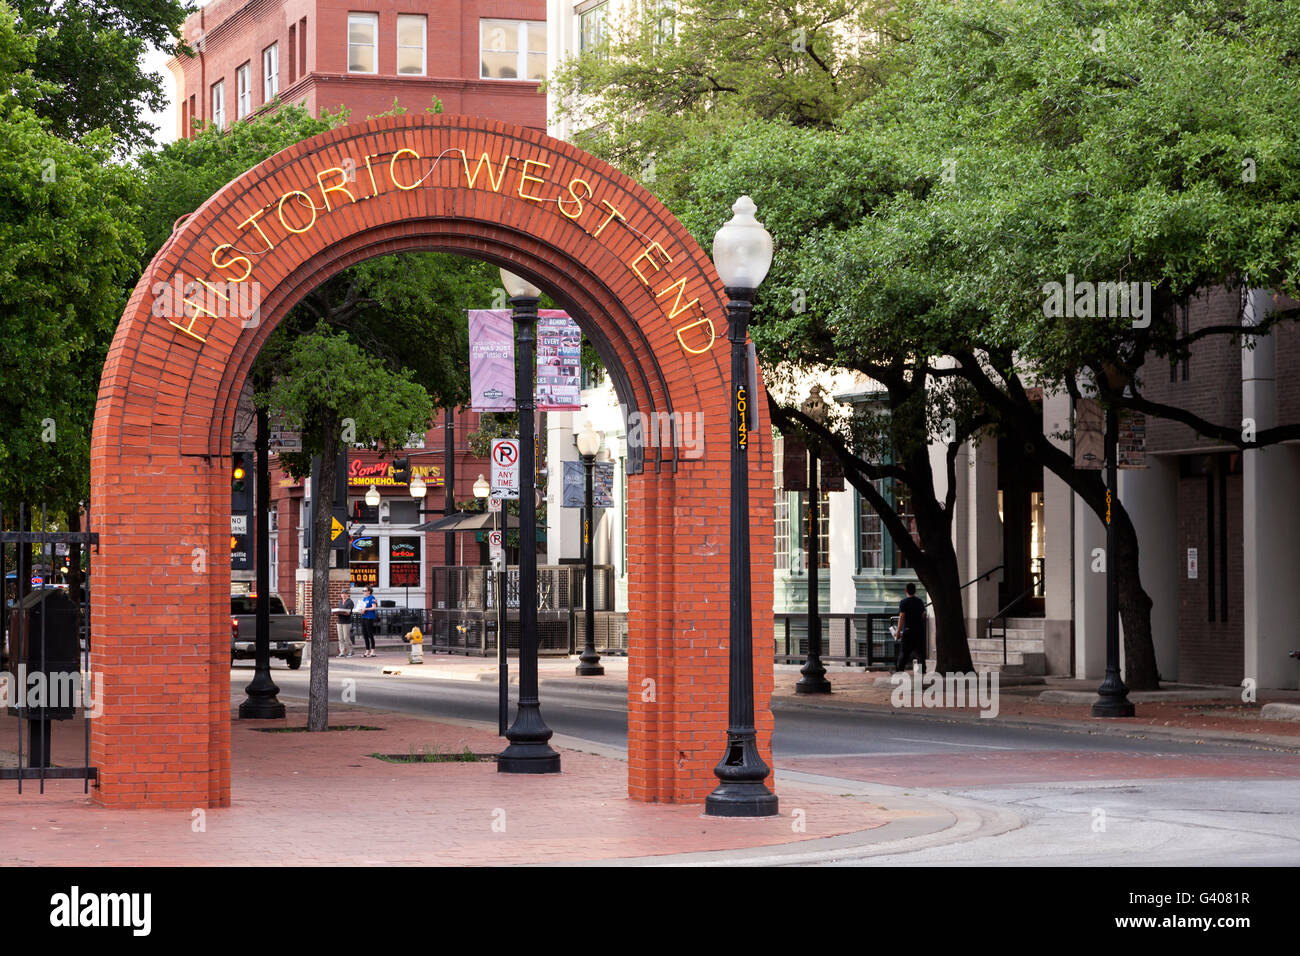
[364,484,381,508]
[704,196,778,817]
[474,472,508,735]
[409,475,427,499]
[473,473,490,500]
[575,420,604,677]
[497,268,560,774]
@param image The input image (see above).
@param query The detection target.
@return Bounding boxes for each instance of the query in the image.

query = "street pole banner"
[561,459,615,508]
[468,309,515,412]
[536,310,582,411]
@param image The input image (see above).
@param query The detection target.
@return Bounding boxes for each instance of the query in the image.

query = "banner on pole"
[562,459,615,508]
[468,310,515,412]
[536,311,582,411]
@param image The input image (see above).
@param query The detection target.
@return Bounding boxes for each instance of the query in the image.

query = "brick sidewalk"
[0,699,890,866]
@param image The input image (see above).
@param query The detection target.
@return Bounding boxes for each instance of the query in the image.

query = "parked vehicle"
[230,594,307,669]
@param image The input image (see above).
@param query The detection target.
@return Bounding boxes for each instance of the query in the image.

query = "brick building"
[168,0,548,138]
[174,0,548,613]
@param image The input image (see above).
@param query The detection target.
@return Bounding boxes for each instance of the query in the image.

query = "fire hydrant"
[406,626,424,664]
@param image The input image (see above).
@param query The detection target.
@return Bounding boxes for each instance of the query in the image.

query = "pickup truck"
[230,594,307,669]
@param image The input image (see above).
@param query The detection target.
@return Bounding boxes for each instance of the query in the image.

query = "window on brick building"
[211,79,225,128]
[348,12,378,73]
[263,43,279,100]
[397,14,426,75]
[480,19,546,81]
[236,63,251,119]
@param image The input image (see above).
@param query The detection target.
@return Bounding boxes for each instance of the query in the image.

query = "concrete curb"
[1262,702,1300,721]
[1038,688,1241,703]
[769,695,1300,752]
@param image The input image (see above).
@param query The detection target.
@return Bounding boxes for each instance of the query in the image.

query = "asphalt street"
[248,664,1300,865]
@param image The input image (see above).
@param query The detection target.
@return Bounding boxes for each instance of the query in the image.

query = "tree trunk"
[918,543,973,673]
[308,413,339,732]
[1114,505,1160,690]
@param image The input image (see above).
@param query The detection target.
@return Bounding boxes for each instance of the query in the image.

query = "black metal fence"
[367,564,626,657]
[773,612,904,668]
[1,502,98,790]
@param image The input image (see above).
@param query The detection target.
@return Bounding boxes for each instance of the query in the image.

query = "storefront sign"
[346,460,441,488]
[350,565,378,587]
[389,563,421,588]
[160,140,718,357]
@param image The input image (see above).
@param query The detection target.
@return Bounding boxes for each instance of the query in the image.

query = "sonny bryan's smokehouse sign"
[158,142,719,357]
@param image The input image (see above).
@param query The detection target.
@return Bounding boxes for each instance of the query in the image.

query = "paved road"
[250,665,1300,865]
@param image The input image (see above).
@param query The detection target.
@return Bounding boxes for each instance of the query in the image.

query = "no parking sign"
[490,439,520,499]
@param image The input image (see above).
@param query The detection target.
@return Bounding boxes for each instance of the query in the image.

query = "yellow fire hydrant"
[406,626,424,664]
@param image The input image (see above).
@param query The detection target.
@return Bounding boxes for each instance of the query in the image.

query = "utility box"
[7,588,80,720]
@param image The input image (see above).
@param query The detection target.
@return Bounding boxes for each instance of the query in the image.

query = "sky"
[143,43,178,146]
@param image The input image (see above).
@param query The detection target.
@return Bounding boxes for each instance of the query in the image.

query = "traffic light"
[392,457,410,484]
[232,453,246,494]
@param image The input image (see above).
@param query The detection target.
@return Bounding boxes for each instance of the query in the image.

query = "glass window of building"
[652,0,676,47]
[388,536,421,588]
[348,12,379,73]
[798,491,830,570]
[480,19,546,80]
[397,14,426,75]
[579,2,608,57]
[773,432,790,571]
[858,482,884,570]
[387,499,418,525]
[263,43,279,100]
[210,79,225,128]
[349,533,380,587]
[236,63,251,119]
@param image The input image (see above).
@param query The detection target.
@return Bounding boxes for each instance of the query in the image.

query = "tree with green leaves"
[12,0,189,154]
[260,325,434,731]
[547,0,906,171]
[654,0,1300,687]
[0,2,145,514]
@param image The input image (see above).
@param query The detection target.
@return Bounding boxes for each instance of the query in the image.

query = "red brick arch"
[90,113,774,809]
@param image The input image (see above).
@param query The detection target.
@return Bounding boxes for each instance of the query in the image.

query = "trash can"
[8,588,81,766]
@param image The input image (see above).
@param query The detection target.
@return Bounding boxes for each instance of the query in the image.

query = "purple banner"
[536,310,582,411]
[468,309,515,412]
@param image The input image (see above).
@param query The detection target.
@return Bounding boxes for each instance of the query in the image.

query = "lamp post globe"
[705,195,779,817]
[364,484,381,508]
[409,475,427,499]
[473,473,490,500]
[499,268,541,300]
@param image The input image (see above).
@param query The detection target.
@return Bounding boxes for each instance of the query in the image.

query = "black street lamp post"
[241,404,286,719]
[705,196,779,817]
[1092,402,1135,717]
[575,421,604,676]
[497,268,561,773]
[796,439,831,694]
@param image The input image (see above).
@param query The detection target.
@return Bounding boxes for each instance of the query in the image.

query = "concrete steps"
[926,617,1047,675]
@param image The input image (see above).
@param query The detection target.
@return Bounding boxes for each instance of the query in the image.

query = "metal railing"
[986,585,1037,665]
[372,565,625,657]
[773,612,904,668]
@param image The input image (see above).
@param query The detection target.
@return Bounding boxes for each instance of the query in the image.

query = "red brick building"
[168,0,548,138]
[171,0,547,611]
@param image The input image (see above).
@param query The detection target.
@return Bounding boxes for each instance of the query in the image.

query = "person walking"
[333,591,355,658]
[359,586,379,657]
[894,582,927,676]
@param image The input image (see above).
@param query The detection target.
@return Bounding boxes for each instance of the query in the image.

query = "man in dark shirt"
[894,582,927,675]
